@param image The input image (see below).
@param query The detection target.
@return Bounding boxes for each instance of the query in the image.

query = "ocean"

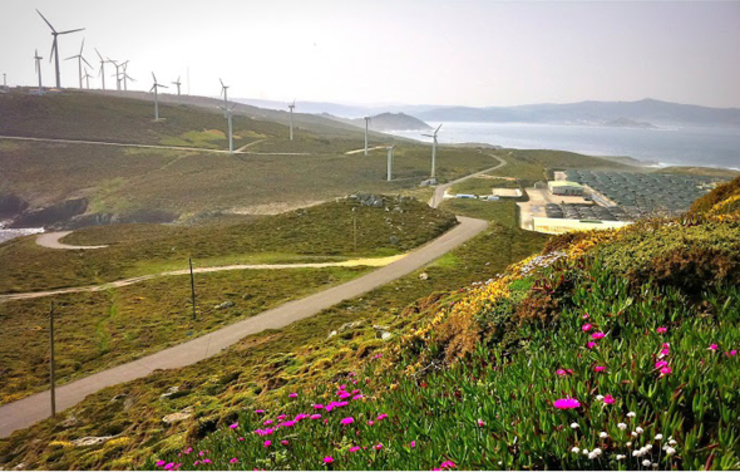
[389,122,740,170]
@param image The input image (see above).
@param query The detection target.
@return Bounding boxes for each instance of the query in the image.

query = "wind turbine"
[120,61,131,90]
[421,124,443,181]
[65,38,92,89]
[34,50,44,91]
[1,73,7,93]
[288,100,296,141]
[36,9,84,89]
[219,78,229,117]
[82,69,93,89]
[150,73,168,121]
[220,104,237,154]
[94,48,107,90]
[172,76,182,96]
[363,116,370,156]
[108,59,122,90]
[387,145,395,182]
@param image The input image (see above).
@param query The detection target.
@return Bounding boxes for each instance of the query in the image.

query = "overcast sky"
[2,1,739,108]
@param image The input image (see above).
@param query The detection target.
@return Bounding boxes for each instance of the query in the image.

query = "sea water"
[390,122,740,170]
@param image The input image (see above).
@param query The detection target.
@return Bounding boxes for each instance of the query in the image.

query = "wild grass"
[450,177,520,196]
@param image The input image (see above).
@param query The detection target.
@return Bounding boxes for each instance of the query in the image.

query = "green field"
[0,197,456,293]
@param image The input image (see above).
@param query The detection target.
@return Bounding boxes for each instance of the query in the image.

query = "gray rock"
[162,407,193,425]
[389,235,400,245]
[215,301,236,310]
[419,272,429,280]
[72,436,116,447]
[160,386,179,399]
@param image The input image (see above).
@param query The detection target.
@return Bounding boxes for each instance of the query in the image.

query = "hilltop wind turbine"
[219,78,229,117]
[94,48,107,90]
[121,61,132,90]
[172,76,182,96]
[108,59,124,90]
[220,104,237,154]
[82,69,93,89]
[65,38,92,89]
[150,72,168,121]
[387,145,395,182]
[363,116,371,156]
[36,9,84,89]
[1,73,7,93]
[422,124,443,181]
[288,100,296,141]
[34,49,44,91]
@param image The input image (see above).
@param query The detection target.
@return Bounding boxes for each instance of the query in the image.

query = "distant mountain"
[415,99,740,128]
[344,112,432,131]
[235,98,439,119]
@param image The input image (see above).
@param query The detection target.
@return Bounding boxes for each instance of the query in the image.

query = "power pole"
[189,258,197,320]
[49,302,56,417]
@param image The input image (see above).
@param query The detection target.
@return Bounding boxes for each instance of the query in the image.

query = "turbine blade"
[82,56,93,68]
[95,48,103,61]
[49,40,56,63]
[79,37,85,55]
[58,28,85,35]
[36,9,56,32]
[64,55,76,61]
[152,72,157,82]
[435,123,443,134]
[219,78,225,88]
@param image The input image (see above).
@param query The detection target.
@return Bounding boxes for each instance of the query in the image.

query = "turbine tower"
[150,72,168,121]
[36,9,84,89]
[121,61,131,90]
[219,78,230,118]
[94,48,107,90]
[288,100,296,141]
[34,49,44,91]
[82,69,93,89]
[220,104,237,154]
[172,76,182,96]
[2,73,7,93]
[387,145,395,182]
[64,38,92,89]
[422,124,443,181]
[109,59,122,90]
[363,116,370,156]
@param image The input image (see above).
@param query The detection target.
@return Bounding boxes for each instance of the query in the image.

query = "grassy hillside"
[0,201,547,470]
[134,177,740,471]
[0,197,456,293]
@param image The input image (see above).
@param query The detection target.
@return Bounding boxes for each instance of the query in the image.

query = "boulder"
[71,436,115,447]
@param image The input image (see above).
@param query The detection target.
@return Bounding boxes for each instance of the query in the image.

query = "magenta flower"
[311,414,322,420]
[367,420,374,426]
[655,360,668,370]
[660,366,672,376]
[709,343,719,351]
[377,413,388,421]
[295,413,310,421]
[556,369,567,376]
[338,392,351,399]
[289,392,298,398]
[592,332,605,340]
[313,404,324,410]
[477,419,485,427]
[255,409,264,414]
[728,350,738,357]
[201,459,212,465]
[229,458,238,464]
[594,366,607,372]
[603,394,616,404]
[660,347,670,357]
[341,417,355,425]
[264,440,271,447]
[281,440,289,445]
[277,415,287,420]
[349,446,361,453]
[352,394,364,400]
[440,460,456,469]
[375,443,383,450]
[237,437,244,441]
[323,456,334,464]
[582,323,592,332]
[583,313,590,319]
[263,419,273,426]
[229,422,238,429]
[587,341,597,349]
[156,461,166,467]
[373,353,383,359]
[656,326,667,334]
[554,398,581,409]
[410,440,417,448]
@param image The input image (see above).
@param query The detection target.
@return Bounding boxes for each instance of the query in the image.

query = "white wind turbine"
[109,59,122,90]
[121,61,132,91]
[363,116,371,156]
[220,104,237,154]
[64,38,92,89]
[387,145,395,182]
[150,72,168,121]
[34,49,44,92]
[36,9,84,89]
[82,68,93,89]
[288,100,296,141]
[422,124,443,181]
[172,76,182,96]
[94,48,108,90]
[219,78,229,118]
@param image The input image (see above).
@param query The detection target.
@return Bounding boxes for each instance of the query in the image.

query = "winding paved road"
[36,231,109,250]
[429,153,508,208]
[0,216,487,438]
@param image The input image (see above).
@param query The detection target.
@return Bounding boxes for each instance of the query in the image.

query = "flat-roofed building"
[532,216,632,235]
[548,181,586,196]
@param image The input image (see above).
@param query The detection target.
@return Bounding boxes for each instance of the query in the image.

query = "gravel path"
[35,231,109,250]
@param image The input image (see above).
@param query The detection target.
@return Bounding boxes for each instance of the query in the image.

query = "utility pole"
[189,258,197,320]
[49,302,56,417]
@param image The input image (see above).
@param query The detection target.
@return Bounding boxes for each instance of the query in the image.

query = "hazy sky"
[2,1,739,108]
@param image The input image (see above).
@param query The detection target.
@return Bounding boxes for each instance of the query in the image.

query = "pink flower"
[289,392,298,398]
[237,437,244,441]
[349,446,361,453]
[603,394,616,404]
[201,459,212,464]
[656,326,667,334]
[229,458,239,464]
[311,414,322,420]
[659,366,672,376]
[352,394,364,400]
[367,420,374,426]
[440,460,456,469]
[377,413,388,421]
[281,440,289,445]
[728,350,737,357]
[410,441,416,448]
[156,461,166,467]
[660,348,670,357]
[373,353,383,359]
[313,404,324,410]
[556,369,568,376]
[587,341,597,349]
[582,323,592,332]
[341,417,354,425]
[583,313,590,319]
[263,419,273,425]
[375,443,383,450]
[323,456,334,464]
[655,360,668,370]
[554,398,581,409]
[477,419,485,427]
[255,409,264,414]
[263,440,271,447]
[594,366,607,372]
[708,343,719,351]
[164,463,175,471]
[592,332,605,340]
[295,413,310,421]
[277,415,287,420]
